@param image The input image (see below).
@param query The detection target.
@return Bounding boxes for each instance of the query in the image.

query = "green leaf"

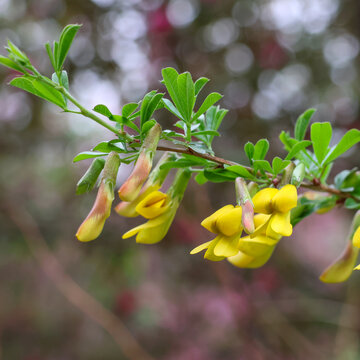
[311,122,332,164]
[285,140,312,160]
[194,77,209,96]
[6,40,29,64]
[92,141,128,153]
[73,151,108,163]
[113,115,140,133]
[52,70,69,91]
[93,104,113,118]
[253,139,269,160]
[45,42,56,70]
[193,130,220,138]
[195,171,208,185]
[272,157,290,175]
[294,108,316,141]
[253,160,273,174]
[10,77,66,108]
[32,79,67,108]
[335,170,354,190]
[244,142,254,163]
[141,119,157,135]
[188,142,211,154]
[193,92,223,121]
[160,155,207,170]
[122,102,139,118]
[345,198,360,210]
[57,24,81,70]
[177,71,195,123]
[162,98,183,119]
[225,165,255,180]
[0,56,25,73]
[204,169,238,183]
[324,129,360,164]
[320,162,333,183]
[53,41,59,65]
[140,91,164,132]
[161,67,184,116]
[76,158,105,195]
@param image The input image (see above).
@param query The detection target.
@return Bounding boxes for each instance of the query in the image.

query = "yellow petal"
[227,250,255,268]
[76,214,107,242]
[214,234,239,257]
[352,226,360,248]
[204,238,226,261]
[250,214,271,239]
[269,212,292,237]
[243,248,274,268]
[237,235,277,257]
[254,214,271,228]
[115,184,160,218]
[122,225,143,239]
[272,184,297,213]
[228,247,275,268]
[216,207,243,236]
[135,191,169,219]
[122,210,175,243]
[190,240,213,254]
[252,188,278,214]
[201,205,234,233]
[320,243,359,282]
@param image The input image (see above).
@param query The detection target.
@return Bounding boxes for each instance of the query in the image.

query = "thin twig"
[3,202,155,360]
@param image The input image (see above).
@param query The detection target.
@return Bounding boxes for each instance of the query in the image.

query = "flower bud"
[115,152,171,217]
[320,243,359,283]
[279,162,295,187]
[76,158,105,195]
[76,152,120,242]
[320,210,360,282]
[291,162,305,188]
[235,177,254,234]
[118,123,161,202]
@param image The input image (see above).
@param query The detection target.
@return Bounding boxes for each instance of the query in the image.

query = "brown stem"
[154,143,355,200]
[156,144,238,166]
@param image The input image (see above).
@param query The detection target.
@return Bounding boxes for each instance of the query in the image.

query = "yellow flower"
[228,214,281,268]
[122,202,176,244]
[122,169,191,244]
[190,205,243,260]
[115,183,160,217]
[252,184,297,237]
[115,152,171,218]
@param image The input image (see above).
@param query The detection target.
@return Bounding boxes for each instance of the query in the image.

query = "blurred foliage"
[1,0,360,359]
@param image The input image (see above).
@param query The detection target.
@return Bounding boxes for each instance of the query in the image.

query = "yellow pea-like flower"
[135,191,169,219]
[122,169,191,245]
[115,152,171,218]
[251,184,298,237]
[191,205,243,260]
[122,207,176,244]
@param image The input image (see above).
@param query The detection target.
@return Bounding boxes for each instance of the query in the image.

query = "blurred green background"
[1,0,360,359]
